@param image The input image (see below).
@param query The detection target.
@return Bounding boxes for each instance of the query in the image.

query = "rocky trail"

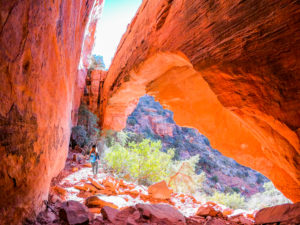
[29,151,300,225]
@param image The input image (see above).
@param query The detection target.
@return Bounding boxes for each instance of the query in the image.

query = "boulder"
[85,196,118,209]
[101,206,120,223]
[136,203,186,225]
[59,200,90,225]
[255,202,300,224]
[229,214,253,225]
[100,204,185,225]
[196,205,219,217]
[148,180,172,200]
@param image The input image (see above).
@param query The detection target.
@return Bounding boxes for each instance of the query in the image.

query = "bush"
[232,187,240,193]
[104,139,174,185]
[71,104,100,148]
[71,125,88,147]
[126,132,144,143]
[102,130,115,147]
[168,155,206,194]
[209,191,246,209]
[256,174,265,184]
[247,182,291,210]
[211,175,219,183]
[127,117,137,126]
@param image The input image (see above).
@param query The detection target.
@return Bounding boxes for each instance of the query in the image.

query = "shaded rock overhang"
[0,0,103,223]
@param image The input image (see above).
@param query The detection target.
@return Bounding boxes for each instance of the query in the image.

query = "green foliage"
[116,131,129,147]
[126,132,144,143]
[256,174,264,184]
[209,191,246,209]
[71,103,100,148]
[232,187,240,193]
[104,138,174,185]
[71,125,88,147]
[168,155,206,194]
[127,117,137,126]
[103,129,117,147]
[211,175,219,183]
[247,182,291,210]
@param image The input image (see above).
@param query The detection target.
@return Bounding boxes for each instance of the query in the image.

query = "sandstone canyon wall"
[101,0,300,202]
[0,0,103,223]
[81,69,107,117]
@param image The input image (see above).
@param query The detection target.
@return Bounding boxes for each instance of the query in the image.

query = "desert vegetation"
[70,103,291,211]
[100,130,291,210]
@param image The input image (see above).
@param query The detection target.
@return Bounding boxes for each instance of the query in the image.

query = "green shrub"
[116,131,129,146]
[247,182,291,210]
[127,117,137,126]
[232,187,240,193]
[256,174,264,184]
[103,129,117,147]
[71,125,88,147]
[104,138,174,185]
[211,175,219,183]
[71,104,100,148]
[209,191,246,209]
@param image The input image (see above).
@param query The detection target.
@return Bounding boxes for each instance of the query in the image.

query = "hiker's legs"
[95,161,98,174]
[91,162,96,175]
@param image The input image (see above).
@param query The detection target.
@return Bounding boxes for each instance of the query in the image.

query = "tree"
[71,103,100,148]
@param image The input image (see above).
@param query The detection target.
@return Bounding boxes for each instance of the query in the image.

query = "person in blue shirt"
[88,145,100,176]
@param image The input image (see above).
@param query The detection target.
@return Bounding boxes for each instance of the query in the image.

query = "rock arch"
[100,0,300,202]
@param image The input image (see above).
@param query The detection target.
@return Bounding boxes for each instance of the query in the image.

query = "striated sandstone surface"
[0,0,103,223]
[100,0,300,201]
[81,69,107,117]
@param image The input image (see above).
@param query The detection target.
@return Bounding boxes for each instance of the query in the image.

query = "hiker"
[88,145,100,176]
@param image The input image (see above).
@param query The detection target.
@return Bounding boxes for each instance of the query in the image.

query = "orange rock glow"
[100,0,300,202]
[0,0,103,223]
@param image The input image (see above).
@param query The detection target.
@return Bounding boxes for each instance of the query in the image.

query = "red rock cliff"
[100,0,300,202]
[0,0,103,223]
[81,69,107,116]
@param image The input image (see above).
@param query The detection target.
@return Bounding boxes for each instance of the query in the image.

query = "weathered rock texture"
[126,95,270,196]
[255,202,300,224]
[81,69,107,116]
[100,0,300,201]
[0,0,103,223]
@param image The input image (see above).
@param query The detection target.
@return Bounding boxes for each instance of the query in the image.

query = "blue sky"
[92,0,142,69]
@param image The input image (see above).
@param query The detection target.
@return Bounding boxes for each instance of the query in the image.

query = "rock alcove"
[0,0,299,224]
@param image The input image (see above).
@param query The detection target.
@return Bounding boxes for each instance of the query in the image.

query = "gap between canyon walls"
[0,0,103,224]
[100,0,300,202]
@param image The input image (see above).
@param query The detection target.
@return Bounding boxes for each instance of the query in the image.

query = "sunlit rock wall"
[0,0,103,223]
[100,0,300,202]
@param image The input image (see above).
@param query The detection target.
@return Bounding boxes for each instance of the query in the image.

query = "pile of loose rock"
[35,154,299,225]
[33,200,300,225]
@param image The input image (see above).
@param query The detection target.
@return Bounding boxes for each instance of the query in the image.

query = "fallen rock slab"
[59,200,90,225]
[255,202,300,224]
[136,203,186,225]
[148,180,172,200]
[101,206,120,223]
[196,205,219,217]
[86,196,118,209]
